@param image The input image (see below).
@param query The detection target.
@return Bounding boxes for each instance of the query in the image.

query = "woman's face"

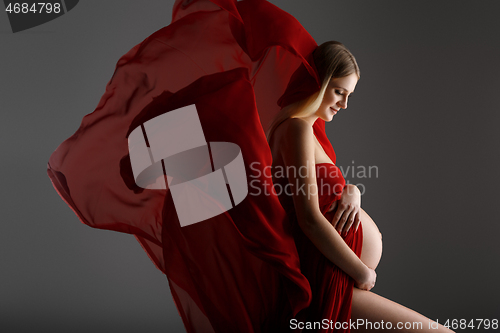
[316,73,358,122]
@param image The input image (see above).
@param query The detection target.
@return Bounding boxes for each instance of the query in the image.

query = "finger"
[331,204,345,227]
[354,212,361,233]
[346,211,359,234]
[335,210,347,233]
[343,210,356,235]
[335,209,348,232]
[341,215,352,235]
[338,205,353,233]
[336,206,352,233]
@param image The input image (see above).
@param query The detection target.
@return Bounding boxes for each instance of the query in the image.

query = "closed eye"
[335,90,353,99]
[335,90,350,98]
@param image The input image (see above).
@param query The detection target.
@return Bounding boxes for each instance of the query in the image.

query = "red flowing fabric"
[47,0,361,331]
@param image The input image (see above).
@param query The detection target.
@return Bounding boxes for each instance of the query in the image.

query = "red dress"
[47,0,361,331]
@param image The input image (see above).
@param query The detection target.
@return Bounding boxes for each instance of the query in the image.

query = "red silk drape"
[47,0,344,331]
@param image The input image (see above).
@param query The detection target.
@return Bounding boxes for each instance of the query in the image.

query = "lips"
[330,107,338,115]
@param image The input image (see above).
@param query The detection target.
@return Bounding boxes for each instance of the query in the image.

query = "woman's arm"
[279,118,375,290]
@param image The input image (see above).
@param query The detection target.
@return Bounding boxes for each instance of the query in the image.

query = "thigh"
[359,208,383,270]
[351,288,454,332]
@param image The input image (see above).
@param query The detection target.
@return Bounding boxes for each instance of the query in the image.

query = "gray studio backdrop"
[1,1,499,332]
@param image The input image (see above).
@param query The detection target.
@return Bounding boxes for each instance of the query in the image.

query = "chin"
[322,110,336,122]
[317,109,335,122]
[323,114,335,122]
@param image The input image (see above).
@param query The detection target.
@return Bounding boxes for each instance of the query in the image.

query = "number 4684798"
[441,319,498,330]
[5,2,62,14]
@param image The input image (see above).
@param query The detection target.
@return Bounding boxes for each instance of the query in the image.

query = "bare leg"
[353,210,453,332]
[359,208,383,270]
[351,289,454,332]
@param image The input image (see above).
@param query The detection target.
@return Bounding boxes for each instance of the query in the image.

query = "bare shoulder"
[275,117,313,146]
[274,118,314,167]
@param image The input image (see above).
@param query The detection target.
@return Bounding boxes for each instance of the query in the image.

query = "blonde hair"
[266,41,360,142]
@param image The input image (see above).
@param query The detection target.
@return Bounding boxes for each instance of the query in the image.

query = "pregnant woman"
[269,41,454,332]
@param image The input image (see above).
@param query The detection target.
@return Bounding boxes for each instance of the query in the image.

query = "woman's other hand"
[328,184,361,235]
[354,266,377,291]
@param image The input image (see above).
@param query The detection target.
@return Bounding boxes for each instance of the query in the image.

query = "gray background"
[1,1,499,332]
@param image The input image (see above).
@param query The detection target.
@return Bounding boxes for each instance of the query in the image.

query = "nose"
[338,96,348,110]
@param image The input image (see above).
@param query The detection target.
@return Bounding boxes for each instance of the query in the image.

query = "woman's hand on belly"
[328,184,361,235]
